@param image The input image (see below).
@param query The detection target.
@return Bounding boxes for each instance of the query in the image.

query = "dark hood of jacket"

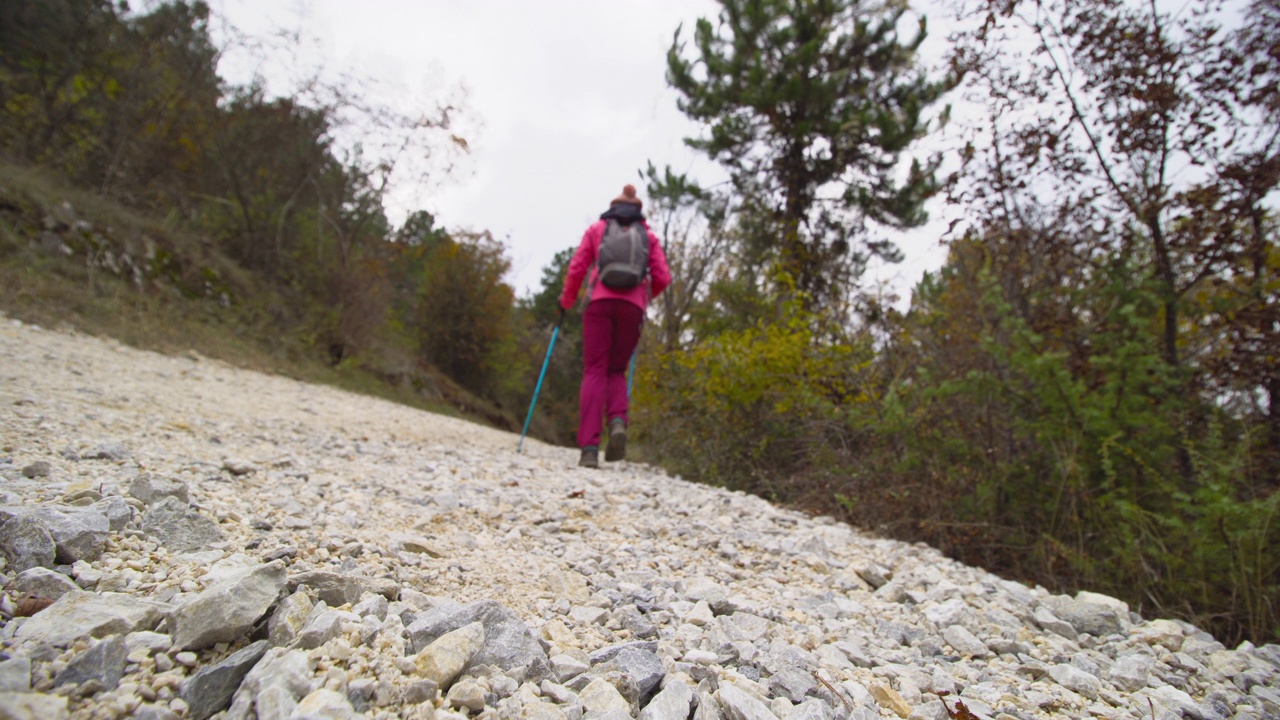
[600,203,645,226]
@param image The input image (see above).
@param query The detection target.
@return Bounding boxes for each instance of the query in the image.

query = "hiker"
[560,184,671,468]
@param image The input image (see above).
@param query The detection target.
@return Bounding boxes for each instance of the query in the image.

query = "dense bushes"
[632,0,1278,644]
[862,245,1278,643]
[634,301,870,499]
[635,238,1279,644]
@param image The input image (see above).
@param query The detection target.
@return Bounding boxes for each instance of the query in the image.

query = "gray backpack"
[596,220,649,289]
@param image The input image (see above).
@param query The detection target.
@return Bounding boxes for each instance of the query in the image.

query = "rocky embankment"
[0,314,1277,720]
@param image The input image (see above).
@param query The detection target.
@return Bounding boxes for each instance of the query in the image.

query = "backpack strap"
[586,218,611,303]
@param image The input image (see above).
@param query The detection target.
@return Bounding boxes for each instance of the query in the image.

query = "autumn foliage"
[636,0,1279,644]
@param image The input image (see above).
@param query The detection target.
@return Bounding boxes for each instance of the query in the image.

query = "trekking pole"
[517,309,564,453]
[627,350,637,399]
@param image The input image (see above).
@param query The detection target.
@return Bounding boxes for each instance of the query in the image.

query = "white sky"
[209,0,964,302]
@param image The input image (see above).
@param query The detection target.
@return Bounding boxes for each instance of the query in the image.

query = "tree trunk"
[1267,373,1280,487]
[1147,213,1194,484]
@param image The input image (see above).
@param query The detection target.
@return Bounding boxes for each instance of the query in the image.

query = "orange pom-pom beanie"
[609,184,642,209]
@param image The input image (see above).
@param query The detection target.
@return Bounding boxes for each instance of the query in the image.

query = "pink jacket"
[560,219,671,312]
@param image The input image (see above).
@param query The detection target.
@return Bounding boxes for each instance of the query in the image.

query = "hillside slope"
[0,314,1277,720]
[0,163,522,438]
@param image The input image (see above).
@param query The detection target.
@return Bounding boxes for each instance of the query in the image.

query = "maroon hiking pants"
[579,299,644,448]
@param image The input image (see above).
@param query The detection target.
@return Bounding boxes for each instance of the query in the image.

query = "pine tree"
[667,0,953,304]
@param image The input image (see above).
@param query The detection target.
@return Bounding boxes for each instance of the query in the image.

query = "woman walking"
[560,184,671,468]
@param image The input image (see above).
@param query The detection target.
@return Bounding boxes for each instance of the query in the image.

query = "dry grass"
[0,161,495,427]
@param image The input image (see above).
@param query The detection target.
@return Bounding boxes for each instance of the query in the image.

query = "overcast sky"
[210,0,963,302]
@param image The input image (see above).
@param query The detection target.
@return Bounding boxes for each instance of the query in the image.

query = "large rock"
[0,691,69,720]
[141,496,225,554]
[683,577,732,615]
[940,625,990,658]
[296,609,345,650]
[513,686,570,720]
[293,688,359,720]
[223,647,315,720]
[718,613,774,644]
[1134,619,1185,651]
[1048,663,1100,700]
[351,593,388,621]
[0,657,32,692]
[768,667,817,703]
[1108,654,1154,692]
[407,600,550,680]
[52,635,126,692]
[1040,594,1126,637]
[127,474,190,505]
[1136,685,1200,719]
[590,641,659,665]
[717,684,778,720]
[287,570,399,606]
[0,514,57,572]
[125,631,173,655]
[1031,606,1077,640]
[639,678,694,720]
[414,621,486,688]
[19,506,109,563]
[790,699,834,720]
[589,647,666,707]
[580,677,632,717]
[15,591,168,647]
[13,567,79,601]
[693,692,724,720]
[181,640,270,720]
[870,684,911,719]
[169,560,287,650]
[90,496,133,531]
[923,599,970,628]
[199,553,259,584]
[267,590,314,647]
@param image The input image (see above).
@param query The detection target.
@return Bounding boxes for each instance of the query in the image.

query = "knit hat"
[610,184,643,209]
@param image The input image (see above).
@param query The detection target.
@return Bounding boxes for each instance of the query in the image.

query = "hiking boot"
[579,446,599,468]
[605,418,627,462]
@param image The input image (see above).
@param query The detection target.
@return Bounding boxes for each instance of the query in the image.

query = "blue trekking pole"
[628,244,660,402]
[627,350,637,399]
[518,309,564,453]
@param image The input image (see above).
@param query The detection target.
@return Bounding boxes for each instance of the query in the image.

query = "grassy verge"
[0,161,503,428]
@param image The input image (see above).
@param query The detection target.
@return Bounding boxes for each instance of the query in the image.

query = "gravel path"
[1,314,1277,720]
